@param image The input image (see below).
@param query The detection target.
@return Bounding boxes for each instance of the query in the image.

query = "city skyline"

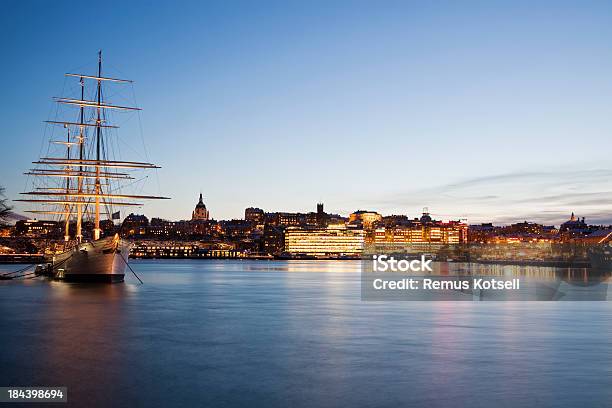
[136,193,602,227]
[2,1,612,224]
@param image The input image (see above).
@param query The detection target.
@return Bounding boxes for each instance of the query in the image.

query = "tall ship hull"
[50,235,129,283]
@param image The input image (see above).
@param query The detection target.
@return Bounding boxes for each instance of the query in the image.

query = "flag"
[112,211,121,220]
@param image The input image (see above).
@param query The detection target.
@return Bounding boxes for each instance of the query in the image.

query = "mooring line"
[119,251,143,284]
[0,264,36,278]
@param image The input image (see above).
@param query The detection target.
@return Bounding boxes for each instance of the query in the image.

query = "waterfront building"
[15,219,61,238]
[263,224,285,255]
[468,222,558,243]
[375,226,424,243]
[374,223,467,245]
[284,224,365,256]
[374,211,468,245]
[131,243,199,258]
[192,193,210,221]
[130,242,246,259]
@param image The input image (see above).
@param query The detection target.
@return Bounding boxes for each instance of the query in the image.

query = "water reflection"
[1,261,612,407]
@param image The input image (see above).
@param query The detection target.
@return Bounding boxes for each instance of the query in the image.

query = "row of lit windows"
[285,230,365,254]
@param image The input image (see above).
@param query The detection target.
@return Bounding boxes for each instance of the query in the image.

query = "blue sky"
[1,0,612,225]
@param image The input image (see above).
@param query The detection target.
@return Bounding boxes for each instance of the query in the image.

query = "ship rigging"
[15,51,168,283]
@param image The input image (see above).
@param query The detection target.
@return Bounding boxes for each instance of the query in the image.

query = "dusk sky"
[2,0,612,225]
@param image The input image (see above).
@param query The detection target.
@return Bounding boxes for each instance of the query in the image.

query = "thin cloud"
[372,167,612,225]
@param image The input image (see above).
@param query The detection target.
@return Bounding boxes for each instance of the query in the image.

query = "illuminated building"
[245,207,265,224]
[0,244,14,254]
[265,204,323,227]
[148,218,190,238]
[559,212,590,239]
[189,219,215,236]
[349,210,382,229]
[100,219,116,236]
[374,227,423,243]
[468,223,495,243]
[374,223,467,244]
[121,214,149,237]
[219,220,256,238]
[131,243,198,258]
[15,219,60,238]
[192,193,210,221]
[576,229,612,244]
[265,212,302,226]
[374,210,467,245]
[469,221,559,243]
[0,225,14,237]
[130,243,246,259]
[263,224,285,255]
[284,224,365,256]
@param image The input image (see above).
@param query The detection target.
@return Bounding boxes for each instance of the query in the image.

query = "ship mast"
[76,77,85,242]
[63,125,71,241]
[94,50,102,241]
[18,51,170,241]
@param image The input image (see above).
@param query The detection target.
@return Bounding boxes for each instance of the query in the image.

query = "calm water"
[1,260,612,407]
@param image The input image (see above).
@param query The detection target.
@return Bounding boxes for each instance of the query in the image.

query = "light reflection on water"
[1,260,612,407]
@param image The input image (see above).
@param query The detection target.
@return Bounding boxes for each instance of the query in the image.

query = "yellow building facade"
[285,225,365,256]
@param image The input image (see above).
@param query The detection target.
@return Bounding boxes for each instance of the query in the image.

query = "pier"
[0,253,45,264]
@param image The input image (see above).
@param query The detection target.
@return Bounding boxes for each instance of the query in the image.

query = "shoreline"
[0,255,594,268]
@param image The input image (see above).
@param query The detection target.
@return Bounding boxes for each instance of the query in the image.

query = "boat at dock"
[16,51,168,283]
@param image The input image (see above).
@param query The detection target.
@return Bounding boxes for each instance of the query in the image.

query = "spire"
[192,191,209,221]
[570,212,576,221]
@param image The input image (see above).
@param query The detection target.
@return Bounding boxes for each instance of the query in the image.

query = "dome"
[192,193,210,221]
[196,193,207,209]
[420,212,432,223]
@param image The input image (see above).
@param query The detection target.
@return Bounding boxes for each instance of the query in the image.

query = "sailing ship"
[17,51,168,283]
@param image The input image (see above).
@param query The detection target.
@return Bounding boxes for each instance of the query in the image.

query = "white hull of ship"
[51,235,129,283]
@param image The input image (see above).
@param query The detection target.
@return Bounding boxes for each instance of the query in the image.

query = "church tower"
[192,193,210,221]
